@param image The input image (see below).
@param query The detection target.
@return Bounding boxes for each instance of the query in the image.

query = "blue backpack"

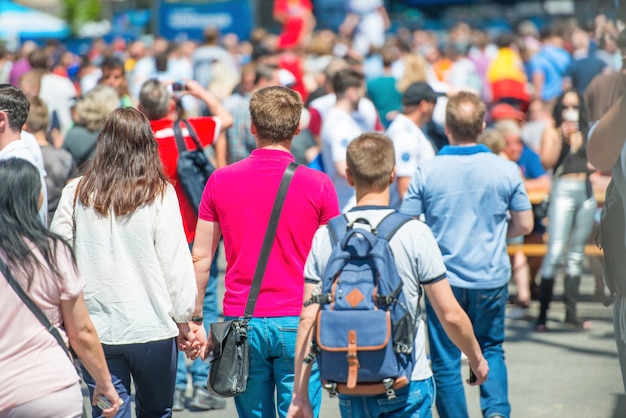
[309,211,419,399]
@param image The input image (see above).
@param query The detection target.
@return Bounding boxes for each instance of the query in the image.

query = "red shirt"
[151,117,219,243]
[199,149,339,317]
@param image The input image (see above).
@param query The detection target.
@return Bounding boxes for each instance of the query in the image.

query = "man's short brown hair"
[249,86,302,143]
[346,132,395,191]
[445,92,486,143]
[26,96,48,134]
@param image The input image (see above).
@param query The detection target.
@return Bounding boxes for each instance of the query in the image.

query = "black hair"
[0,159,75,288]
[0,84,30,131]
[332,69,364,97]
[100,56,125,74]
[552,90,590,141]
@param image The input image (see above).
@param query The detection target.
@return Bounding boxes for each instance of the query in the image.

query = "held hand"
[92,381,121,418]
[176,322,204,360]
[176,322,196,351]
[286,396,314,418]
[187,322,209,360]
[467,357,489,386]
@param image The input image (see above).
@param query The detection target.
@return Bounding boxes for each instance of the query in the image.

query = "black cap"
[403,82,445,106]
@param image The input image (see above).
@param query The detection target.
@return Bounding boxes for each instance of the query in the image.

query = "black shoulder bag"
[208,162,298,398]
[173,119,216,214]
[0,257,76,364]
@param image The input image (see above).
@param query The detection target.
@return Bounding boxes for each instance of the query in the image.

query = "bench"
[507,244,604,257]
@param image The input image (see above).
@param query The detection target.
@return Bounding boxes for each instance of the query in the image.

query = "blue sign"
[157,0,254,41]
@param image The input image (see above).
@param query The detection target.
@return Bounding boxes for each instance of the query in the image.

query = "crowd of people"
[0,2,625,417]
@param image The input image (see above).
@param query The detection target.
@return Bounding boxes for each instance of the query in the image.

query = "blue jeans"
[228,316,322,418]
[82,338,178,418]
[338,377,435,418]
[176,253,220,389]
[425,285,510,418]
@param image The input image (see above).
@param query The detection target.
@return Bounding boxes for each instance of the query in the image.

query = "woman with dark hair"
[51,107,198,417]
[536,90,596,331]
[0,158,119,418]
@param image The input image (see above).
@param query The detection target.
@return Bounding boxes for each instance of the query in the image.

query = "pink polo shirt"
[199,149,339,317]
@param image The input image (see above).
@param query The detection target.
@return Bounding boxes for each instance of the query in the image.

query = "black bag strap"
[0,257,72,361]
[243,162,298,319]
[173,118,203,152]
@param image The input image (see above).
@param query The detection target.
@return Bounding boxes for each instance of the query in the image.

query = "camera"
[171,82,186,92]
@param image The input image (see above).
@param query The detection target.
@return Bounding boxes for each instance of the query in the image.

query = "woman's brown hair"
[78,107,169,217]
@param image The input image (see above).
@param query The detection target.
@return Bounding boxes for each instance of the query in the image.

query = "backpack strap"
[375,211,413,242]
[327,215,349,247]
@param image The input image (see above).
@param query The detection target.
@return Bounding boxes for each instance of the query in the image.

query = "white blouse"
[51,178,197,345]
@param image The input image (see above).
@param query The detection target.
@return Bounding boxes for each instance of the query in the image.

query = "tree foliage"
[62,0,103,34]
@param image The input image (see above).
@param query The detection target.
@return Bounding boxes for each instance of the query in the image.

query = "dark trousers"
[82,338,178,418]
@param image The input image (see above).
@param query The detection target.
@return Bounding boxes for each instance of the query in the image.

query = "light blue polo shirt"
[400,144,531,289]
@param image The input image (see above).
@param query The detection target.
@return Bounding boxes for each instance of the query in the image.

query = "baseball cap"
[402,82,445,106]
[491,103,525,121]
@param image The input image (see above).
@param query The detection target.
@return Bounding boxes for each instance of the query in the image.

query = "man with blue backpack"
[287,132,489,418]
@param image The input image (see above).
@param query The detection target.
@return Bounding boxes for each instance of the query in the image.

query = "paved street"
[84,255,626,417]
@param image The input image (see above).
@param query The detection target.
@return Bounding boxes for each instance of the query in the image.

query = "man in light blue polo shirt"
[401,92,533,418]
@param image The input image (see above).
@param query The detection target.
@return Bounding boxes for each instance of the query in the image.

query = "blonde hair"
[493,119,522,139]
[397,53,428,93]
[346,132,395,190]
[478,128,506,154]
[76,85,120,132]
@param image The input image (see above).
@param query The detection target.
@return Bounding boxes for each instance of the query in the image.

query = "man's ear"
[0,111,10,133]
[346,168,355,187]
[250,121,257,136]
[390,165,397,184]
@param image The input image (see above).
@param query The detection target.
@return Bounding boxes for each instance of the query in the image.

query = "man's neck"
[0,131,21,152]
[406,111,429,129]
[256,140,292,153]
[449,140,478,146]
[33,131,48,147]
[355,190,390,207]
[336,97,357,114]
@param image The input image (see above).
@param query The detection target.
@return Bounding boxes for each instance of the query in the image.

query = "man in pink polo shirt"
[190,86,339,417]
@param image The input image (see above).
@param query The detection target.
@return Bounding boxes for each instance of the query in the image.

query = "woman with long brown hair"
[51,107,198,417]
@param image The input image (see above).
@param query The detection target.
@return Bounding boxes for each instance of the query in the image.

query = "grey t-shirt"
[62,125,100,168]
[40,145,77,221]
[304,208,447,381]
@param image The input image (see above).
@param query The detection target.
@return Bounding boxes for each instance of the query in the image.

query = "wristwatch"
[191,316,204,325]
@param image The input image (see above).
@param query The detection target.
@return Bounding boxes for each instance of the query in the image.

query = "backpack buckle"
[382,378,396,400]
[308,293,332,305]
[394,343,413,354]
[376,295,394,306]
[303,341,318,365]
[323,382,338,398]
